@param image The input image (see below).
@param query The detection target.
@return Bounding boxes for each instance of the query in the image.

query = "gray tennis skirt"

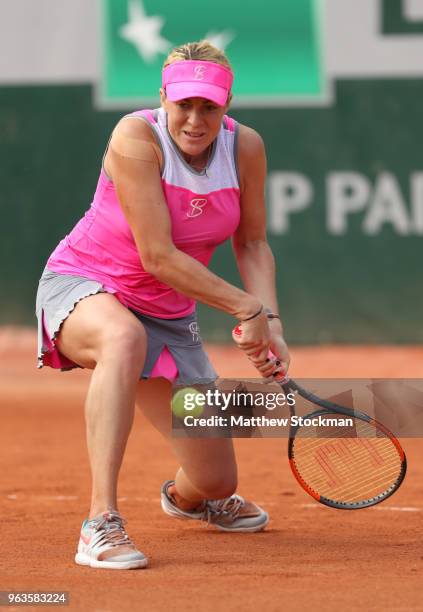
[36,267,217,386]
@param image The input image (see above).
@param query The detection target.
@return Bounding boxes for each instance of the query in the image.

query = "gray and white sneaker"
[160,480,269,532]
[75,510,148,570]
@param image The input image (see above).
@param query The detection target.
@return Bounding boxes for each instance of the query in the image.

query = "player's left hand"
[269,333,290,379]
[247,331,290,379]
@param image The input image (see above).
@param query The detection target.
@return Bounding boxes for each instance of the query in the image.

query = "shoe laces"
[88,511,132,548]
[205,494,244,523]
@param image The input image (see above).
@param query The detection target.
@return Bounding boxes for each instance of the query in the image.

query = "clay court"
[2,328,423,611]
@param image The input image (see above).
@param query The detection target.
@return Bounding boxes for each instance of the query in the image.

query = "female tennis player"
[36,40,290,570]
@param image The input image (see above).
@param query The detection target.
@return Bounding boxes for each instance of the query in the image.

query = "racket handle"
[268,351,288,382]
[232,325,287,381]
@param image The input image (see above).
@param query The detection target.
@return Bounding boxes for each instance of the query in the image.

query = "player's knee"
[100,322,147,366]
[196,474,238,500]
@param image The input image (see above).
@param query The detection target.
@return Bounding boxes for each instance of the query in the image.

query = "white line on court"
[4,494,159,502]
[369,506,421,512]
[3,495,422,512]
[5,494,78,501]
[300,503,421,512]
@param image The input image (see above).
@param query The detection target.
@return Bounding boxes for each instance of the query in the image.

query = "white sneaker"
[75,510,148,570]
[161,480,269,532]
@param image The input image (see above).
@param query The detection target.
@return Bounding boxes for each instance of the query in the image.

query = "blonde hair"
[163,40,232,71]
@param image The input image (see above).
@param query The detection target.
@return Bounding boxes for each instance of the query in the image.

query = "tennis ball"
[172,387,205,419]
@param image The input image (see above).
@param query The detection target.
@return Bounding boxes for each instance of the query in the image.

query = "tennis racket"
[233,325,407,509]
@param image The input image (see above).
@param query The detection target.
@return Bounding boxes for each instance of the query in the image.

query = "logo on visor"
[187,198,207,218]
[194,65,206,80]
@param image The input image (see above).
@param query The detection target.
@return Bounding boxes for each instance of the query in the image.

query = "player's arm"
[107,117,261,324]
[233,124,290,372]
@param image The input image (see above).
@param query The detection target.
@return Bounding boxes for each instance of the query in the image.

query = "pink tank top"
[47,108,241,318]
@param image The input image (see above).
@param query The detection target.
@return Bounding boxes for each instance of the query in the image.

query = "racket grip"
[268,352,287,381]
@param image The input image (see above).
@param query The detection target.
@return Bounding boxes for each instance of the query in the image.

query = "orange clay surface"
[1,327,423,612]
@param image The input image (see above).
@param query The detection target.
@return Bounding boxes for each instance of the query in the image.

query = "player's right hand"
[232,313,271,372]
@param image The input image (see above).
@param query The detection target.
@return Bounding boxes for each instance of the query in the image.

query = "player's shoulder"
[236,123,266,159]
[236,123,266,178]
[113,112,157,143]
[107,111,163,170]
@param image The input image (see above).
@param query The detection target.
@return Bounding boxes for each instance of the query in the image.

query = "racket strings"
[293,454,401,495]
[295,438,399,474]
[292,417,403,504]
[293,445,401,502]
[293,423,398,471]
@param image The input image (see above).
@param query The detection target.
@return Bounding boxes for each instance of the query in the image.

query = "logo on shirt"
[187,198,207,218]
[194,65,206,80]
[189,322,200,343]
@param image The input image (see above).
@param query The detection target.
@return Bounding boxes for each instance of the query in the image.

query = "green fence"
[1,78,422,342]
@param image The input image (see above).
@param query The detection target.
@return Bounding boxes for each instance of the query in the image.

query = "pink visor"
[162,60,233,107]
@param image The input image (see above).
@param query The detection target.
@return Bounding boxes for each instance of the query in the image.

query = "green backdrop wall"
[1,79,421,342]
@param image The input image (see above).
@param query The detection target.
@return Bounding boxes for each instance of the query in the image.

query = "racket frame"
[231,324,407,509]
[280,379,407,510]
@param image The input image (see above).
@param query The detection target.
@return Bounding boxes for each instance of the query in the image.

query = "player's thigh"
[136,378,173,435]
[136,378,237,490]
[56,292,147,369]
